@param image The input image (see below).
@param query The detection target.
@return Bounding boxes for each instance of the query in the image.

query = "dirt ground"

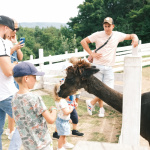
[2,67,150,150]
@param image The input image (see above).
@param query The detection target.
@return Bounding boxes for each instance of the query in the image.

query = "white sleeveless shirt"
[0,38,18,101]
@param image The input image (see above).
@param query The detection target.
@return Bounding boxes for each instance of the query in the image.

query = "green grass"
[42,95,55,108]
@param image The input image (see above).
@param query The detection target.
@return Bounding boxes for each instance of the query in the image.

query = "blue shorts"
[93,64,114,89]
[56,117,70,136]
[70,109,78,124]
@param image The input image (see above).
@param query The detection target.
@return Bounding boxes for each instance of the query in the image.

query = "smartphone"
[20,37,25,45]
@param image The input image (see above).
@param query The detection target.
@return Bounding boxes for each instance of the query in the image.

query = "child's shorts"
[56,117,70,136]
[70,109,78,124]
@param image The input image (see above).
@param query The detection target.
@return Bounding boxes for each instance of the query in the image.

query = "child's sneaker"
[98,107,105,118]
[86,100,94,115]
[53,131,60,139]
[63,142,74,149]
[72,130,84,136]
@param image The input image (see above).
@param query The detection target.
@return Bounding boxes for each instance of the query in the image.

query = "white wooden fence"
[26,41,150,73]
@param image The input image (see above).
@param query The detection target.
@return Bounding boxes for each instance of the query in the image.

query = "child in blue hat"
[12,62,57,150]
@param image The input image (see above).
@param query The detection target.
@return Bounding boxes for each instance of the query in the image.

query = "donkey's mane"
[66,59,91,76]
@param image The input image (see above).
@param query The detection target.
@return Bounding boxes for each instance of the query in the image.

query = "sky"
[0,0,85,23]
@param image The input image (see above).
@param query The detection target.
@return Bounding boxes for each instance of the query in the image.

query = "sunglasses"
[13,28,19,31]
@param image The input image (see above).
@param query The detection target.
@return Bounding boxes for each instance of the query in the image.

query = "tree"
[67,0,150,46]
[127,4,150,43]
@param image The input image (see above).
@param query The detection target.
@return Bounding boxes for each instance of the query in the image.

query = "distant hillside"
[19,22,67,29]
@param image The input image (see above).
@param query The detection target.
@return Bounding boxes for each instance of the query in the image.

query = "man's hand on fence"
[131,34,139,47]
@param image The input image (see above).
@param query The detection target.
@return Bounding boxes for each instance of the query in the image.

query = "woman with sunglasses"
[10,19,23,65]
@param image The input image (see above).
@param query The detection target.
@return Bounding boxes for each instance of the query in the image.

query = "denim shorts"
[56,117,70,136]
[93,64,114,89]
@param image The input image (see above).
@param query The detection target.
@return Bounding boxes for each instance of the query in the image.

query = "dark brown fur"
[58,59,150,145]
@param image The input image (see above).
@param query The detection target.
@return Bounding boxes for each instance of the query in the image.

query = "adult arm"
[80,37,102,59]
[124,34,139,47]
[10,35,23,61]
[16,49,23,61]
[0,56,15,77]
[10,42,23,61]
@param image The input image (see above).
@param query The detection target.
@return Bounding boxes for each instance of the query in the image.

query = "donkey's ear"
[81,67,99,79]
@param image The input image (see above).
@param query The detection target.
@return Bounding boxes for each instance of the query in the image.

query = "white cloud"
[0,0,84,23]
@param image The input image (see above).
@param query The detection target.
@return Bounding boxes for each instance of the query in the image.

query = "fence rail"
[25,41,150,73]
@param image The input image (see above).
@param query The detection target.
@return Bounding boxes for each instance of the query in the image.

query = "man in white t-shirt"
[80,17,139,117]
[0,15,22,150]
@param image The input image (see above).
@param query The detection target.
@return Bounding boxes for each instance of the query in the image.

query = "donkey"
[58,59,150,145]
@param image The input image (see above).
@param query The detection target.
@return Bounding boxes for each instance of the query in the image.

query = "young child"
[12,62,57,150]
[66,95,84,136]
[53,78,84,138]
[54,84,74,150]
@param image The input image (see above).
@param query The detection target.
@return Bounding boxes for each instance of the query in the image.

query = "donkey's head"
[58,60,99,98]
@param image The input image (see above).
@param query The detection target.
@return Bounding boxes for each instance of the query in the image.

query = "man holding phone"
[0,15,22,150]
[10,20,24,63]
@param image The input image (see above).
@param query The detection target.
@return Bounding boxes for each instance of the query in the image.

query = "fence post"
[49,55,52,65]
[120,46,142,146]
[83,49,87,59]
[39,49,44,69]
[75,48,78,53]
[30,55,33,60]
[65,51,68,62]
[38,49,44,88]
[138,40,142,52]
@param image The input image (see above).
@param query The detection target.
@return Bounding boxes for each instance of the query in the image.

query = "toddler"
[54,84,74,150]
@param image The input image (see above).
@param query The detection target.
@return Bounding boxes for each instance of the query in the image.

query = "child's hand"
[49,106,57,113]
[69,119,72,123]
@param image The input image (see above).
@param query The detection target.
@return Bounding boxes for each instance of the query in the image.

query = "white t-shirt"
[55,98,70,120]
[0,38,18,101]
[88,31,126,66]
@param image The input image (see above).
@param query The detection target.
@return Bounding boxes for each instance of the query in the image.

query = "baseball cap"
[103,17,114,25]
[0,15,14,31]
[13,62,45,77]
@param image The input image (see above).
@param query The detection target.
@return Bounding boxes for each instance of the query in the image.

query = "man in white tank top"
[0,15,22,150]
[80,17,139,117]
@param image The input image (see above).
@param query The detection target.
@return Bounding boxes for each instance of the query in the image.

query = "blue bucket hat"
[13,62,45,77]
